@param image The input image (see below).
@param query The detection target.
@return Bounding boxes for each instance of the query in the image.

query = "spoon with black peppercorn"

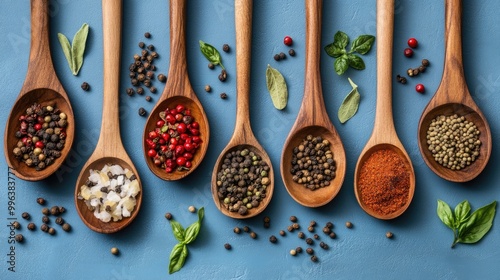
[74,0,142,234]
[417,0,491,182]
[280,0,346,208]
[4,0,75,181]
[142,0,210,181]
[211,0,274,219]
[354,0,415,220]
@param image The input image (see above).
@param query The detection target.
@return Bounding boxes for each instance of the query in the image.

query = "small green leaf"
[168,244,188,274]
[199,40,225,69]
[454,200,471,225]
[333,31,349,50]
[437,200,455,230]
[169,220,185,243]
[57,33,73,71]
[334,55,349,75]
[71,23,89,75]
[338,78,360,124]
[350,35,375,55]
[266,65,288,110]
[324,42,345,58]
[457,201,496,244]
[347,54,365,70]
[183,207,204,245]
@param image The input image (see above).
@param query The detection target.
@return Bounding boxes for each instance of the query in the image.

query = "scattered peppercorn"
[345,221,353,228]
[404,48,413,57]
[269,235,277,243]
[138,107,147,116]
[147,44,154,51]
[306,247,314,255]
[279,52,286,60]
[145,96,152,102]
[274,54,281,61]
[325,222,333,228]
[149,86,157,93]
[81,82,90,91]
[279,230,285,236]
[313,234,320,240]
[138,41,145,48]
[27,223,36,231]
[233,227,241,234]
[111,247,119,255]
[41,224,49,232]
[289,49,296,57]
[295,246,303,253]
[59,206,66,214]
[322,227,331,234]
[222,44,230,53]
[15,234,24,243]
[62,223,71,232]
[264,222,270,229]
[36,197,46,205]
[290,216,298,222]
[224,243,232,250]
[220,92,228,99]
[292,223,300,230]
[320,242,329,250]
[188,206,196,213]
[50,206,60,216]
[290,249,297,256]
[126,88,135,96]
[42,216,50,224]
[48,227,56,235]
[243,226,250,233]
[386,231,394,239]
[249,232,257,239]
[218,69,227,82]
[422,59,430,67]
[136,87,144,95]
[287,225,294,232]
[329,232,336,239]
[165,213,173,220]
[204,85,211,92]
[144,32,151,38]
[42,208,50,215]
[298,231,305,239]
[55,217,64,225]
[13,221,21,229]
[208,63,215,69]
[412,68,420,76]
[306,238,313,245]
[22,212,30,220]
[310,255,318,262]
[158,73,167,83]
[263,216,271,223]
[309,220,316,227]
[308,226,314,232]
[407,68,414,77]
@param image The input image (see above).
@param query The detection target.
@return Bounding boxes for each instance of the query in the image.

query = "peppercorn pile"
[215,148,271,216]
[145,104,202,173]
[290,135,336,190]
[426,114,481,170]
[12,102,68,171]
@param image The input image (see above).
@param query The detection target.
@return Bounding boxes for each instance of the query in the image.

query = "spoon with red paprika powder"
[354,0,415,220]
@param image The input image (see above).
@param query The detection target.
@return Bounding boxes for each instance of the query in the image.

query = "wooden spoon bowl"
[4,0,74,181]
[142,0,209,181]
[280,0,346,208]
[211,0,274,219]
[417,0,491,182]
[74,0,142,234]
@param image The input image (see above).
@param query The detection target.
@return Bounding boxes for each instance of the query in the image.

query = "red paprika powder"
[358,148,410,216]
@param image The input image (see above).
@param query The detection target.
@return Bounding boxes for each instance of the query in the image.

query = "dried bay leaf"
[338,77,360,123]
[71,23,89,75]
[266,65,288,110]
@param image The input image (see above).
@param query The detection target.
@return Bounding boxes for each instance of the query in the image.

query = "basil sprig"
[168,207,204,274]
[199,40,225,70]
[338,77,360,123]
[324,31,375,75]
[57,23,89,76]
[437,200,496,248]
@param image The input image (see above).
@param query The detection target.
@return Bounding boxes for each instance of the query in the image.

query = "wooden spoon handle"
[100,0,123,144]
[233,0,253,136]
[373,0,396,135]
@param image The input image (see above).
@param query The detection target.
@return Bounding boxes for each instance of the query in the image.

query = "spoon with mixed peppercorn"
[74,0,142,233]
[354,0,415,219]
[142,0,210,180]
[211,0,274,219]
[4,0,75,181]
[417,0,491,182]
[280,0,346,208]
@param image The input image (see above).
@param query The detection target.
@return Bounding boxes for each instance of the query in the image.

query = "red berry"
[192,136,202,143]
[190,129,199,136]
[34,123,42,131]
[407,38,418,48]
[161,133,170,142]
[416,84,425,93]
[404,48,413,57]
[177,123,187,134]
[175,113,184,122]
[184,142,194,152]
[165,114,176,124]
[156,120,165,127]
[147,149,157,158]
[148,131,159,139]
[175,145,185,156]
[183,152,193,160]
[284,36,293,46]
[170,138,178,146]
[176,156,187,167]
[35,141,45,149]
[176,104,185,113]
[185,161,192,168]
[190,121,200,129]
[145,139,156,149]
[165,167,173,173]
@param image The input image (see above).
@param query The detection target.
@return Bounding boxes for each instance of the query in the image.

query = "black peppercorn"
[279,52,286,60]
[208,63,215,69]
[329,231,336,239]
[309,220,316,227]
[292,223,300,229]
[320,242,328,249]
[249,232,257,239]
[13,221,21,229]
[165,213,173,220]
[58,206,66,214]
[55,217,64,225]
[306,238,313,245]
[22,212,30,220]
[151,51,159,58]
[41,224,49,232]
[263,216,271,223]
[126,88,135,96]
[386,231,393,239]
[81,82,90,91]
[290,216,298,222]
[322,227,331,234]
[279,230,285,236]
[222,44,230,52]
[289,49,296,56]
[224,243,232,250]
[138,107,147,116]
[139,41,145,48]
[220,92,228,99]
[422,59,430,67]
[15,234,24,243]
[287,225,294,232]
[145,96,152,102]
[298,231,305,239]
[273,54,281,61]
[42,216,50,224]
[296,246,303,253]
[345,221,353,228]
[50,206,60,216]
[62,223,71,232]
[233,227,241,234]
[144,32,151,38]
[149,86,157,93]
[418,65,426,73]
[269,235,277,243]
[158,74,167,83]
[147,44,154,51]
[308,226,314,232]
[310,255,318,262]
[306,247,314,255]
[264,222,270,228]
[313,234,320,240]
[48,227,56,235]
[243,226,250,232]
[27,223,36,231]
[136,87,144,95]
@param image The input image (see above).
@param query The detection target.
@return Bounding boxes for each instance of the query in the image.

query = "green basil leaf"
[197,207,205,222]
[454,200,471,225]
[324,42,345,58]
[333,31,349,50]
[183,207,204,245]
[199,40,225,70]
[347,54,365,70]
[70,23,89,76]
[338,78,360,123]
[57,33,73,72]
[266,65,288,110]
[168,243,188,274]
[437,200,455,229]
[457,201,496,244]
[334,55,349,75]
[350,35,375,55]
[169,220,185,243]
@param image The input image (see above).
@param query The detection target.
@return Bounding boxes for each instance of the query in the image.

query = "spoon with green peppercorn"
[142,0,210,180]
[280,0,346,208]
[354,0,415,219]
[417,0,491,182]
[4,0,75,181]
[74,0,142,233]
[211,0,274,219]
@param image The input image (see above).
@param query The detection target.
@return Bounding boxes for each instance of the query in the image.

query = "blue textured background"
[1,0,500,279]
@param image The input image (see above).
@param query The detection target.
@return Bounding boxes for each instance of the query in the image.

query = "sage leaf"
[454,200,471,225]
[457,201,496,245]
[437,199,455,230]
[168,243,188,274]
[266,65,288,110]
[57,33,73,71]
[71,23,89,75]
[199,40,225,69]
[334,54,349,75]
[347,54,365,70]
[324,42,345,58]
[183,207,204,245]
[333,31,349,50]
[338,78,360,123]
[169,220,185,243]
[350,35,375,55]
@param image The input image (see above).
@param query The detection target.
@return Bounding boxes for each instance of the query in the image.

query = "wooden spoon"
[142,0,209,180]
[4,0,75,181]
[353,0,415,220]
[74,0,142,234]
[211,0,274,219]
[417,0,491,182]
[279,0,346,208]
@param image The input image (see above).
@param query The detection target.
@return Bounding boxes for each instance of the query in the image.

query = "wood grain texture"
[211,0,274,219]
[142,0,210,181]
[4,0,75,181]
[417,0,491,182]
[74,0,142,234]
[279,0,346,208]
[354,0,415,220]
